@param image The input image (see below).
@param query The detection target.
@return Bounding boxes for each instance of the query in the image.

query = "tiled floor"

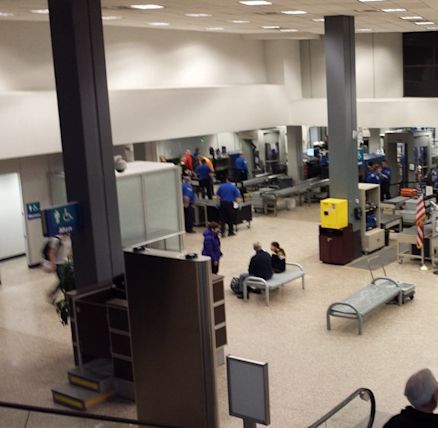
[1,204,436,427]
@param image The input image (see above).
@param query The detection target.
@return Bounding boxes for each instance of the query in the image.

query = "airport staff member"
[216,178,241,237]
[182,177,196,233]
[195,159,213,200]
[366,162,381,185]
[235,152,249,182]
[381,159,392,201]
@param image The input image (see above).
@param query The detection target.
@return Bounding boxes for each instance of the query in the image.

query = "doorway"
[0,173,26,260]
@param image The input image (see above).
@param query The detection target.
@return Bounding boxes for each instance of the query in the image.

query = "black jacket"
[249,250,273,280]
[272,250,286,273]
[384,406,438,428]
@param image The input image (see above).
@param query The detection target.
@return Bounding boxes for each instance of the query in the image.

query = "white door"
[0,173,25,260]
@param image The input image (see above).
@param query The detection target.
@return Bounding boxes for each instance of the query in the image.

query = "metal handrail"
[307,388,376,428]
[0,400,179,427]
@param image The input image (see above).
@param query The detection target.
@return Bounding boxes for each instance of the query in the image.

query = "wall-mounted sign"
[26,201,41,220]
[42,202,80,237]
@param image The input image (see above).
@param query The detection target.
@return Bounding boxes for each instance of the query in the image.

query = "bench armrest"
[371,277,400,287]
[286,262,304,272]
[327,302,361,317]
[243,276,267,287]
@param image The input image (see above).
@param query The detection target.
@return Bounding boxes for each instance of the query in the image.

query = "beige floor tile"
[0,204,436,427]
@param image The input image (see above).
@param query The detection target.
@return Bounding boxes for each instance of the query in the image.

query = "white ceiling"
[1,0,438,38]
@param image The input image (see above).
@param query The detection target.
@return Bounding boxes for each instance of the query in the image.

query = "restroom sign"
[42,202,80,237]
[26,202,41,220]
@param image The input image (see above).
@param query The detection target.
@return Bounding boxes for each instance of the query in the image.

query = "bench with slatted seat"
[326,277,406,335]
[243,263,305,306]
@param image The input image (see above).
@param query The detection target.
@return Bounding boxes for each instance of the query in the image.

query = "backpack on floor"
[230,277,242,295]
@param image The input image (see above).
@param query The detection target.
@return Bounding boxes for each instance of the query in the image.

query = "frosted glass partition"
[117,176,147,247]
[143,169,180,242]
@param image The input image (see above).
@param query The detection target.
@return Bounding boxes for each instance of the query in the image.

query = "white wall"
[300,33,403,99]
[0,21,268,92]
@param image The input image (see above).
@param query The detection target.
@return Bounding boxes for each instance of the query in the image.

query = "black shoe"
[228,232,236,236]
[186,230,196,234]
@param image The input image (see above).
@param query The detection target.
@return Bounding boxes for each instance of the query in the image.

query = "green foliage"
[55,261,75,326]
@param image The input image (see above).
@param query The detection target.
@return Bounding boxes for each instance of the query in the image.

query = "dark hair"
[208,222,221,230]
[201,158,207,164]
[271,241,280,249]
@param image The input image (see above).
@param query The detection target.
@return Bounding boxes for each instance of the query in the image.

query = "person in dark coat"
[271,241,286,273]
[202,222,222,274]
[248,242,273,280]
[384,369,438,428]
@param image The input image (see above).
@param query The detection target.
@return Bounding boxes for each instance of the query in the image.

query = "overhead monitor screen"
[227,356,270,425]
[307,148,315,157]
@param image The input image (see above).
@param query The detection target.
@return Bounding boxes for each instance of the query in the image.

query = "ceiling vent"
[254,11,282,16]
[354,9,380,13]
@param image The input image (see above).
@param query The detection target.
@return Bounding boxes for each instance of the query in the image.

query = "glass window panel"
[117,176,147,247]
[143,169,181,241]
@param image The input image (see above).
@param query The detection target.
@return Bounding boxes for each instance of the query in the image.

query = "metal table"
[194,200,252,230]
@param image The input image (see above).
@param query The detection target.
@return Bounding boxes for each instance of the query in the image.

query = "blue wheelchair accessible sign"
[42,202,80,237]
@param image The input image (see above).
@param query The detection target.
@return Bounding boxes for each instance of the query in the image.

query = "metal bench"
[243,263,305,306]
[326,277,405,335]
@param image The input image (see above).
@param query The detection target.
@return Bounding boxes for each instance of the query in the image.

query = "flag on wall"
[416,195,426,249]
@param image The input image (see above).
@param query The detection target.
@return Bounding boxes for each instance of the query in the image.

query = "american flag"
[416,195,426,249]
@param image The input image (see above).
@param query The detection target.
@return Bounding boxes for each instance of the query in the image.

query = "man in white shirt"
[47,233,72,303]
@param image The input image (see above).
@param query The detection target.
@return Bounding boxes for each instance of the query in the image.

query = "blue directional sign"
[42,202,80,237]
[26,201,41,220]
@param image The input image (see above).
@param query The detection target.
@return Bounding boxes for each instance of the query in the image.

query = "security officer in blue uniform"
[182,177,196,233]
[216,178,241,236]
[234,152,249,182]
[380,159,392,201]
[366,162,381,185]
[195,158,213,199]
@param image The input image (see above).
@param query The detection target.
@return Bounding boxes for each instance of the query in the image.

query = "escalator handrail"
[0,400,179,428]
[307,388,376,428]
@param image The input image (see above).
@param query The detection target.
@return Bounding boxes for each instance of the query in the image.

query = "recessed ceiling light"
[357,28,372,32]
[130,4,163,10]
[102,16,122,20]
[0,11,13,17]
[148,22,169,26]
[400,16,423,20]
[261,25,280,29]
[381,8,407,13]
[229,20,250,24]
[30,9,49,14]
[280,28,298,32]
[281,10,307,15]
[240,1,272,5]
[313,18,325,22]
[206,27,224,31]
[185,13,212,17]
[416,21,434,25]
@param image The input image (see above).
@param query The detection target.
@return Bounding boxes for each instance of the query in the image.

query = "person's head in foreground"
[405,369,438,413]
[253,242,262,252]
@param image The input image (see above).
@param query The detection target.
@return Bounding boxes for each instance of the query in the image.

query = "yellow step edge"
[69,375,99,391]
[53,393,84,410]
[84,390,114,408]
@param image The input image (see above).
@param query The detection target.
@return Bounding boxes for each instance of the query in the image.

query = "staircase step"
[52,383,114,411]
[68,359,114,393]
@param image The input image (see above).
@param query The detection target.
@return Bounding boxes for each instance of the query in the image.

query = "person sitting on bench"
[384,369,438,427]
[236,242,272,298]
[271,241,286,273]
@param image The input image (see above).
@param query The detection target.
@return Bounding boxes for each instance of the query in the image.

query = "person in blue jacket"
[217,177,241,236]
[234,152,249,182]
[202,222,222,274]
[366,162,381,185]
[195,158,213,199]
[182,176,196,233]
[380,159,392,201]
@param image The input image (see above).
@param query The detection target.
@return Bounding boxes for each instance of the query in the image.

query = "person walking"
[47,233,72,303]
[216,177,241,237]
[182,176,196,233]
[202,222,222,274]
